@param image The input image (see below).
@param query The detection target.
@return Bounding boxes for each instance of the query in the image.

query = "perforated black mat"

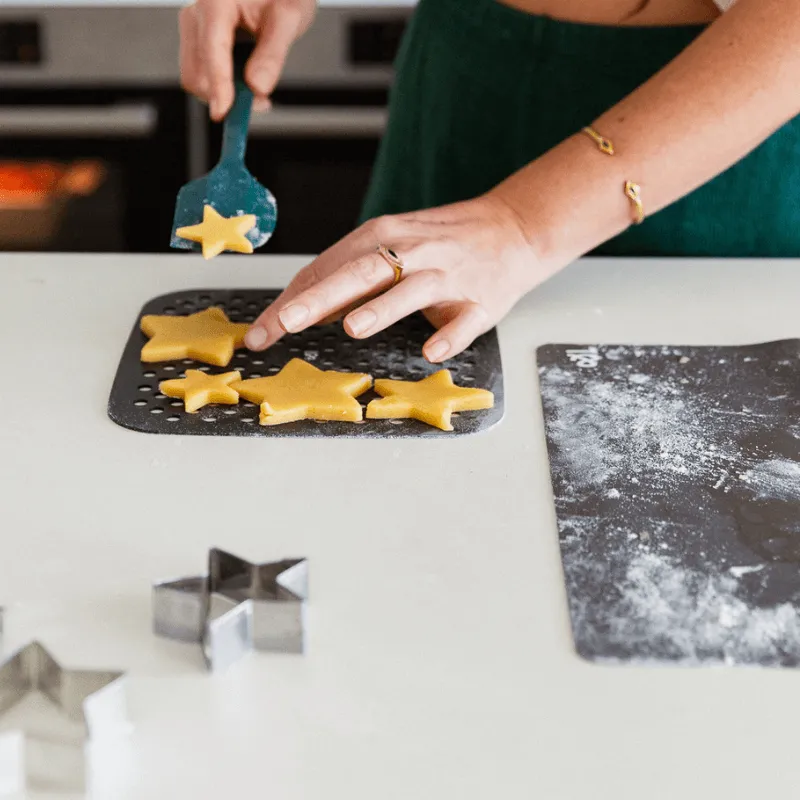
[108,289,504,438]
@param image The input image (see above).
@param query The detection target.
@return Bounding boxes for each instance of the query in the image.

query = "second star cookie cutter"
[153,548,308,672]
[0,640,128,795]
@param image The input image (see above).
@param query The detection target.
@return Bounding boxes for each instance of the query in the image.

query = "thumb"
[245,7,303,99]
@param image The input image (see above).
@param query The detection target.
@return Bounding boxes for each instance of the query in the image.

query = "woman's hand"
[245,193,544,362]
[179,0,316,120]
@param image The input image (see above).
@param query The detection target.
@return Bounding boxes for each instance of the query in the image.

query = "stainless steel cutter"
[153,548,308,672]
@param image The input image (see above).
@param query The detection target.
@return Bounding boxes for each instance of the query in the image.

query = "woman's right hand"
[179,0,316,120]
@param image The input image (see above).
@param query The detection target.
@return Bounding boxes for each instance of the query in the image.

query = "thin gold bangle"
[624,180,645,224]
[581,126,615,156]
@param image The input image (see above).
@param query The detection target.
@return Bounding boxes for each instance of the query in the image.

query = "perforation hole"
[223,408,237,415]
[170,401,183,407]
[150,407,164,415]
[134,399,147,407]
[143,371,156,378]
[167,415,180,422]
[138,385,152,392]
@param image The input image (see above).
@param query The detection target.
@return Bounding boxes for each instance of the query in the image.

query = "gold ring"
[376,244,404,285]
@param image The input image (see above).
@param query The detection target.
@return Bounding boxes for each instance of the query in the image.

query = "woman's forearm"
[493,0,800,275]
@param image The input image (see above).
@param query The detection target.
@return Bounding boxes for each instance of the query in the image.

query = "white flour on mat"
[539,365,783,496]
[561,516,800,666]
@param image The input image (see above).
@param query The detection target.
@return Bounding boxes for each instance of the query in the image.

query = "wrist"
[489,133,635,276]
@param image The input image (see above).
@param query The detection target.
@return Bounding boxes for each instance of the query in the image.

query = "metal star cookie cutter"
[0,640,128,795]
[153,548,308,672]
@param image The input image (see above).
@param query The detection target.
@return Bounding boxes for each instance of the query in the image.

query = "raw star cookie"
[160,369,241,413]
[366,369,494,431]
[140,307,250,367]
[232,358,372,426]
[176,205,256,259]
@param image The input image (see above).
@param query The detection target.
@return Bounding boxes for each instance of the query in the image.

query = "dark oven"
[0,5,411,255]
[0,7,185,253]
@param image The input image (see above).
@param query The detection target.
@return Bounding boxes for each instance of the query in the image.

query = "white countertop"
[0,253,799,800]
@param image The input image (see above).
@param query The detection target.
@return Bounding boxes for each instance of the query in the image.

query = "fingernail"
[209,98,222,119]
[279,304,309,331]
[425,340,450,362]
[347,309,377,337]
[245,326,268,350]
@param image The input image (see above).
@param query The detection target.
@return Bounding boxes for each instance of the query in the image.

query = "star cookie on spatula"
[160,369,241,413]
[366,369,494,431]
[232,358,372,426]
[140,307,250,367]
[176,205,257,259]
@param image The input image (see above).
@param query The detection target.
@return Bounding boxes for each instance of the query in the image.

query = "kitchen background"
[0,1,414,255]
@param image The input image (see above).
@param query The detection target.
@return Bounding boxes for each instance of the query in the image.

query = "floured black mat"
[108,289,504,438]
[537,340,800,667]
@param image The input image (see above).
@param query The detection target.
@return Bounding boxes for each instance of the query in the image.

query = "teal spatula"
[170,76,277,253]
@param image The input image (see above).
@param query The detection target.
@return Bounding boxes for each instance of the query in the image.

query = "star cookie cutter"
[153,549,308,672]
[0,640,128,795]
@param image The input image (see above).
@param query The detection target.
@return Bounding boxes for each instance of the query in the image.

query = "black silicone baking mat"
[108,289,504,438]
[537,340,800,667]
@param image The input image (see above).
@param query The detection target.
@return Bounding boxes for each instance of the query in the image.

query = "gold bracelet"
[581,126,615,156]
[624,180,644,224]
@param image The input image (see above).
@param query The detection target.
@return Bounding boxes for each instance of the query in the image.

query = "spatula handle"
[220,80,253,165]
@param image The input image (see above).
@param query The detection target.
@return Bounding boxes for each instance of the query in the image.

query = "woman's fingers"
[198,0,238,119]
[277,251,401,333]
[245,6,303,100]
[246,258,331,350]
[422,303,489,363]
[343,271,444,339]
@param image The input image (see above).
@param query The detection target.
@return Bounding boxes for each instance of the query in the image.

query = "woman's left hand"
[244,192,543,362]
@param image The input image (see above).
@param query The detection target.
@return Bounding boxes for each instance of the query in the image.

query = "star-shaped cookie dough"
[176,205,257,259]
[232,358,372,425]
[140,307,250,367]
[160,369,241,413]
[366,369,494,431]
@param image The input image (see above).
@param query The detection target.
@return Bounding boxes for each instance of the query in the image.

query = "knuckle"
[346,257,384,286]
[294,264,320,291]
[364,214,396,242]
[411,269,441,295]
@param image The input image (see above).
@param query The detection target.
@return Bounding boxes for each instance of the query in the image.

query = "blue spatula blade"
[170,165,278,252]
[170,74,277,254]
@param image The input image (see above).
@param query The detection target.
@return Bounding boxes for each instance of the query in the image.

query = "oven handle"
[0,103,158,138]
[248,106,387,138]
